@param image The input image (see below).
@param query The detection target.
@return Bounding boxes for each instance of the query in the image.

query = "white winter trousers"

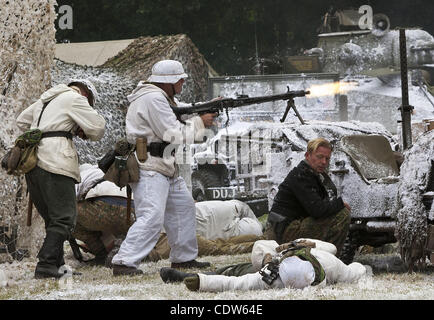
[112,170,198,268]
[198,272,284,292]
[198,240,367,292]
[311,248,367,284]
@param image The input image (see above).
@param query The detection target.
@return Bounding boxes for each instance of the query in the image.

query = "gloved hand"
[75,127,88,140]
[262,253,273,266]
[276,239,316,252]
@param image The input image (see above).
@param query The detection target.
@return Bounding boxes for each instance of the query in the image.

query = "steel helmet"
[278,256,315,289]
[68,78,99,106]
[147,60,188,84]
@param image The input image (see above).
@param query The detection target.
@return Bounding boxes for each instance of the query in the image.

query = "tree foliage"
[55,0,434,75]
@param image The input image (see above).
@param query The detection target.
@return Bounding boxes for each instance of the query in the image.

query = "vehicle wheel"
[339,233,359,265]
[191,169,222,202]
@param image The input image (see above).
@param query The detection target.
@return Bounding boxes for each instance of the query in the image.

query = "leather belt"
[41,131,73,140]
[148,142,171,157]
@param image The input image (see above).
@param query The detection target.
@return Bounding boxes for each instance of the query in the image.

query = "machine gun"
[170,89,310,125]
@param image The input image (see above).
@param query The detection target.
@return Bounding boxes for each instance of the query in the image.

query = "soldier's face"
[173,78,184,94]
[305,146,331,173]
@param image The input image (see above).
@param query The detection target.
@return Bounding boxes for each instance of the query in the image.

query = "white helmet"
[68,78,99,106]
[278,256,315,289]
[147,60,188,84]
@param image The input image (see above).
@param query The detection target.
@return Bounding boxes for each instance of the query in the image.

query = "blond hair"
[306,138,332,154]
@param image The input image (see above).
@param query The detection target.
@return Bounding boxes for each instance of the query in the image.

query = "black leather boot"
[160,267,197,283]
[86,249,108,267]
[57,243,65,268]
[35,232,66,279]
[112,264,143,276]
[171,260,211,269]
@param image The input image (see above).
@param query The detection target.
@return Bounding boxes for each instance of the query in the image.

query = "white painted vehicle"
[190,119,433,266]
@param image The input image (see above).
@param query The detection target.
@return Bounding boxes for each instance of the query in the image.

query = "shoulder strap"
[37,101,50,127]
[36,99,73,139]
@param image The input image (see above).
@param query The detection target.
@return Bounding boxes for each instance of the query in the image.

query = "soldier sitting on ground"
[73,164,264,266]
[264,138,351,257]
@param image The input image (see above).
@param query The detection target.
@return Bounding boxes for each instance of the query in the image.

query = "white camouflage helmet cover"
[278,256,316,289]
[147,60,188,84]
[68,78,99,106]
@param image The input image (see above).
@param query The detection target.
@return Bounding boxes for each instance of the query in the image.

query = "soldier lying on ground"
[74,164,264,266]
[160,239,371,292]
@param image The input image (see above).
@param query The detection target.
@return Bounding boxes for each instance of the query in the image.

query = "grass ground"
[0,250,433,300]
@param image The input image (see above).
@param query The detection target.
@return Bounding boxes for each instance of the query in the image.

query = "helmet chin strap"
[171,84,176,97]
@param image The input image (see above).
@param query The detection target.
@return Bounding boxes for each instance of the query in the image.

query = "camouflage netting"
[0,0,56,260]
[1,29,211,259]
[396,130,434,271]
[51,59,136,164]
[52,34,211,164]
[102,34,209,102]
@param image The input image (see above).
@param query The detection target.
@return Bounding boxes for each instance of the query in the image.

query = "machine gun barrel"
[171,90,310,117]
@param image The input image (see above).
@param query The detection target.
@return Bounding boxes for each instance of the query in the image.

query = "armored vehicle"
[287,8,434,81]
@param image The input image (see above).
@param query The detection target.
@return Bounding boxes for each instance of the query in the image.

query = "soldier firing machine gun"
[170,89,310,125]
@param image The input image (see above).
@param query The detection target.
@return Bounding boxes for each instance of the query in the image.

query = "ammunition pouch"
[98,138,132,173]
[1,129,72,176]
[102,138,139,189]
[98,141,172,175]
[267,211,290,244]
[98,149,116,173]
[2,100,74,176]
